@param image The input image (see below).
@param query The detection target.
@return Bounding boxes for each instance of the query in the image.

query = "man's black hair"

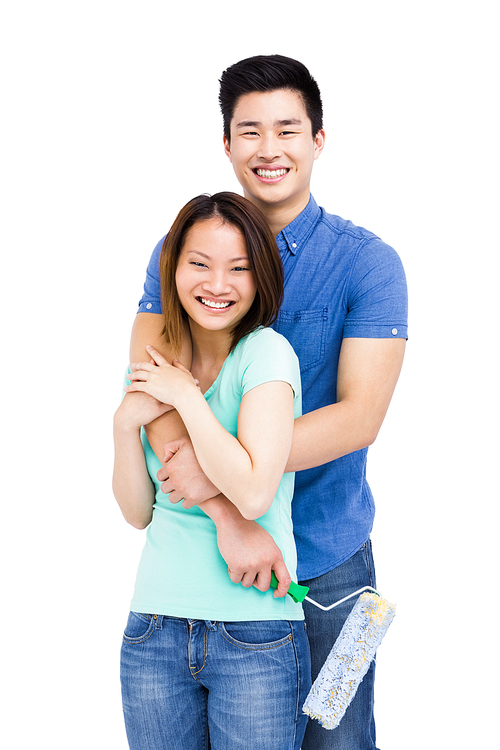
[219,54,323,141]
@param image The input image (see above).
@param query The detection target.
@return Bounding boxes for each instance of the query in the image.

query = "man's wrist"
[202,494,241,527]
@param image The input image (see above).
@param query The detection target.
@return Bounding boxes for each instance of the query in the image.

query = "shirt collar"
[276,195,321,255]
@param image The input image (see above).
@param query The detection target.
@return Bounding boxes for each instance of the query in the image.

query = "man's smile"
[253,167,290,179]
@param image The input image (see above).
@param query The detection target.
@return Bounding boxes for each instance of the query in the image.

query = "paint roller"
[270,572,396,730]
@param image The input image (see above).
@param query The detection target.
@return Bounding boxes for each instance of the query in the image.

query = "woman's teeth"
[199,297,232,309]
[255,168,288,178]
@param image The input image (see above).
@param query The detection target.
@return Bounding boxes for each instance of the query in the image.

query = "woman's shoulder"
[241,326,294,350]
[234,327,300,375]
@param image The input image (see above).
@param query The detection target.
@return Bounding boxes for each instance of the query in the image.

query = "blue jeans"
[120,615,311,750]
[300,540,379,750]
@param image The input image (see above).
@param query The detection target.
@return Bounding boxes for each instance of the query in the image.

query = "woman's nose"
[202,272,231,296]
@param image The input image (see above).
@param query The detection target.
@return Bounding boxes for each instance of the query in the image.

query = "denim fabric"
[120,616,311,750]
[300,540,379,750]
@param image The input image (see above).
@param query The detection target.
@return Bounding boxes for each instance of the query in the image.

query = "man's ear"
[223,134,232,163]
[313,129,326,161]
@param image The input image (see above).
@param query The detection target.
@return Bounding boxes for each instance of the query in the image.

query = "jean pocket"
[123,612,156,644]
[219,620,294,651]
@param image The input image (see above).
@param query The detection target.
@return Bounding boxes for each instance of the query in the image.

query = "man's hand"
[157,435,220,507]
[213,505,292,598]
[156,436,292,598]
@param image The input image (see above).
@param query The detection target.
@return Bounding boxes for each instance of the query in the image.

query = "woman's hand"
[125,346,199,408]
[115,390,173,432]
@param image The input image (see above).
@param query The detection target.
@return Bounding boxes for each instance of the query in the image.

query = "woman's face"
[175,217,257,336]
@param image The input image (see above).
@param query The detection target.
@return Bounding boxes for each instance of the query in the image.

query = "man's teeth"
[200,298,232,309]
[256,168,288,178]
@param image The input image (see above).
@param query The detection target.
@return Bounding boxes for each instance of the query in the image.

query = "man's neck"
[247,193,311,237]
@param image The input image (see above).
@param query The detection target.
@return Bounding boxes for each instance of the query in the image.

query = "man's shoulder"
[308,200,401,270]
[315,203,383,247]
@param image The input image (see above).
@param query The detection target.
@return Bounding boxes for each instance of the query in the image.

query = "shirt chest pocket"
[273,307,328,373]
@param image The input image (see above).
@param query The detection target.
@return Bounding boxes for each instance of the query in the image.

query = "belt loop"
[154,614,164,630]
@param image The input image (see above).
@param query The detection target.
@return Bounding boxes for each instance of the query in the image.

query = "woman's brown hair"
[160,192,284,354]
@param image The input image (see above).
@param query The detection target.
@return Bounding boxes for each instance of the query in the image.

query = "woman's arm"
[126,347,295,521]
[112,388,172,529]
[180,380,295,520]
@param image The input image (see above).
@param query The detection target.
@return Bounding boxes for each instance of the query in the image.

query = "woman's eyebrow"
[187,250,249,263]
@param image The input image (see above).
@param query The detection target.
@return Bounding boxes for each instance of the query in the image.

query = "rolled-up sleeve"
[137,235,166,314]
[343,239,408,339]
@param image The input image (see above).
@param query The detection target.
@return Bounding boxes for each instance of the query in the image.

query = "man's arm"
[160,336,406,494]
[285,336,406,472]
[130,313,193,462]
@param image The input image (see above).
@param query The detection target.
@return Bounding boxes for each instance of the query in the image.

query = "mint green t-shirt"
[129,327,304,621]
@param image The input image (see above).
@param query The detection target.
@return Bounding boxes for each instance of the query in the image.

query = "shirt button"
[146,303,152,310]
[292,243,297,248]
[391,328,398,335]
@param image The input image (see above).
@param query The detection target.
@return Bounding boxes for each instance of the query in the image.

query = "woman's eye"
[232,266,250,272]
[191,261,208,268]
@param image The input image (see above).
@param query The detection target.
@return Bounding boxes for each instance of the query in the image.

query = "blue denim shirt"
[138,195,408,579]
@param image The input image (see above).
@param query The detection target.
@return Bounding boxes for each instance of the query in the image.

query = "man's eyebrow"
[274,118,302,127]
[235,118,303,128]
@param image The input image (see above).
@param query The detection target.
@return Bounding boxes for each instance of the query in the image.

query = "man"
[130,55,407,749]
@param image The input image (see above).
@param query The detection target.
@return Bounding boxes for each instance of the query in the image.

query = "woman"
[113,192,310,750]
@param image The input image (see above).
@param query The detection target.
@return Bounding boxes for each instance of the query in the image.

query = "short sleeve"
[239,329,302,416]
[343,239,408,339]
[137,236,165,314]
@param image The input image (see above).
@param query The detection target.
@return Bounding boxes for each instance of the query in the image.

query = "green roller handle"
[270,571,309,603]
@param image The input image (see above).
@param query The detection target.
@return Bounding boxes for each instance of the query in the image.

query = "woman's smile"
[197,296,236,310]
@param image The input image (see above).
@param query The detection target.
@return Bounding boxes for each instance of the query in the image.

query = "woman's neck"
[189,323,232,393]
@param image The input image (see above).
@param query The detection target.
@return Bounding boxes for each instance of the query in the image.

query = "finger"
[272,560,291,598]
[157,464,169,482]
[146,345,168,366]
[163,439,183,463]
[227,567,243,585]
[240,571,258,589]
[172,359,192,375]
[167,490,184,504]
[130,359,155,372]
[124,382,148,393]
[253,569,272,593]
[127,366,154,381]
[160,481,183,503]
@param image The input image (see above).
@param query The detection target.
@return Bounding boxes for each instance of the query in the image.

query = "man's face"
[223,89,325,219]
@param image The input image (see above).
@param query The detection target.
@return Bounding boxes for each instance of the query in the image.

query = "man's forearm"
[286,337,406,473]
[285,400,375,473]
[130,312,191,463]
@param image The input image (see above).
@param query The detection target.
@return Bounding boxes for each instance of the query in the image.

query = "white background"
[2,1,498,747]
